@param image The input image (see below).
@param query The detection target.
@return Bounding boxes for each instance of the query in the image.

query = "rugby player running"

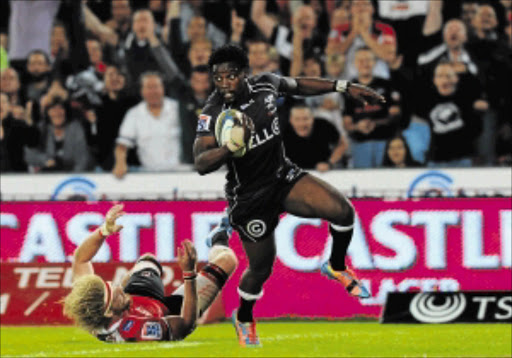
[63,204,238,342]
[194,44,385,347]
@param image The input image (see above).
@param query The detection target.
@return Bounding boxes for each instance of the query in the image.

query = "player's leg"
[232,234,275,346]
[170,243,238,316]
[284,174,369,298]
[122,253,166,301]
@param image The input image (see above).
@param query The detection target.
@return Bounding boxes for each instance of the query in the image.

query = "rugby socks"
[237,288,263,323]
[328,223,354,271]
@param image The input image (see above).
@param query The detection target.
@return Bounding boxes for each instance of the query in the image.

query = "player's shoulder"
[248,72,281,93]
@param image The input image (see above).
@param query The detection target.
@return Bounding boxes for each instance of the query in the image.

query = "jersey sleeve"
[117,316,171,342]
[252,72,295,96]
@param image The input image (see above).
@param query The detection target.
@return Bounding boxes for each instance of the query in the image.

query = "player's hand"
[102,204,125,235]
[239,112,255,145]
[347,83,386,106]
[177,240,197,272]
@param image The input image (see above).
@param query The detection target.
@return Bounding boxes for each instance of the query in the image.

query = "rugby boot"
[206,212,233,248]
[231,310,261,347]
[320,262,370,299]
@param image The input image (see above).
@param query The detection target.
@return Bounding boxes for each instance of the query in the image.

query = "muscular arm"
[164,279,198,340]
[193,136,231,175]
[71,228,104,281]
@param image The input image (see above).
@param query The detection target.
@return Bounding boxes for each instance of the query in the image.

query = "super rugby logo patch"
[197,114,211,132]
[247,220,267,238]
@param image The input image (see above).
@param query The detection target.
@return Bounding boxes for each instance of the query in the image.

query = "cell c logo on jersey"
[409,293,466,323]
[247,220,267,238]
[271,118,280,135]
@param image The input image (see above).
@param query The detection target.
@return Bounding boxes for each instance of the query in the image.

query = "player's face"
[110,285,131,316]
[387,138,407,166]
[290,107,314,138]
[212,62,245,103]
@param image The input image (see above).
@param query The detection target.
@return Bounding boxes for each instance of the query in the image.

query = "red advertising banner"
[1,199,511,324]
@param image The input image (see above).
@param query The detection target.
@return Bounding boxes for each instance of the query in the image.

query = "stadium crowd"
[0,0,510,175]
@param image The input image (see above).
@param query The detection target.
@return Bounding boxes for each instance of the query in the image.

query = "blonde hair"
[63,275,109,332]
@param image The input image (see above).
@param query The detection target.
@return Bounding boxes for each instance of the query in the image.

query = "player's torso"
[95,296,171,343]
[210,80,288,195]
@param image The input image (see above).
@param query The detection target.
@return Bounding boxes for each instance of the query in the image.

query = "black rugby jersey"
[196,73,296,197]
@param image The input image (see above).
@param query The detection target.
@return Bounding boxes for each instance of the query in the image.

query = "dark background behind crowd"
[0,0,510,177]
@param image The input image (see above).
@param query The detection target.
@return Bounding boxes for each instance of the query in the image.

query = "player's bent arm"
[193,136,232,175]
[164,277,198,340]
[71,205,125,282]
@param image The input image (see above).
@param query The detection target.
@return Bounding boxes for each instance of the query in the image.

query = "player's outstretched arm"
[71,204,125,282]
[289,77,386,106]
[165,240,198,340]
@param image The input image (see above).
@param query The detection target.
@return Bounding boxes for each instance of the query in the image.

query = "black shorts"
[228,165,307,242]
[124,269,183,315]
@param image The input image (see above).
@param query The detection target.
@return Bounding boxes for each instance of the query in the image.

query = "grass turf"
[1,322,510,357]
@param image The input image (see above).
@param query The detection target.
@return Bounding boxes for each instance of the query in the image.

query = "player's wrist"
[99,222,114,237]
[183,270,197,280]
[334,80,351,93]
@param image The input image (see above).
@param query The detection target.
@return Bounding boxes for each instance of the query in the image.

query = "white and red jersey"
[95,296,173,343]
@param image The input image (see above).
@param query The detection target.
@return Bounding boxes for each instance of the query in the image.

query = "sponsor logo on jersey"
[122,319,134,332]
[246,219,267,238]
[141,322,163,340]
[197,114,212,132]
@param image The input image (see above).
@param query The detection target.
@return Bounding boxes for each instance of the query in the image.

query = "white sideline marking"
[24,292,50,316]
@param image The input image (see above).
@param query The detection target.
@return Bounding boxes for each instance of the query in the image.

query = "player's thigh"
[241,233,276,273]
[283,173,353,224]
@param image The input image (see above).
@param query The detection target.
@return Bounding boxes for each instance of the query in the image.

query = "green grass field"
[1,322,510,357]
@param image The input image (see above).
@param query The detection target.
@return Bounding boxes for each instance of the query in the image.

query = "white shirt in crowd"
[117,97,182,171]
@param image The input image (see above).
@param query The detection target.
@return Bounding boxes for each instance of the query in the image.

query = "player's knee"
[331,198,355,226]
[208,246,238,275]
[250,265,273,282]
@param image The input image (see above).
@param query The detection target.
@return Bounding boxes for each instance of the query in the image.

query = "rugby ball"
[215,109,250,158]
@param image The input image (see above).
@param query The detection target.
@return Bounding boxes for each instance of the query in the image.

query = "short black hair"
[208,44,249,71]
[27,49,51,65]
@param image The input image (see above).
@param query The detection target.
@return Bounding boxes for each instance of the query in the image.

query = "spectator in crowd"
[0,92,39,172]
[382,134,422,168]
[461,1,480,40]
[105,0,132,45]
[418,19,479,78]
[113,72,182,178]
[168,65,213,164]
[328,0,397,80]
[470,4,506,43]
[124,9,170,90]
[376,0,443,69]
[170,0,227,50]
[66,38,107,107]
[247,39,271,76]
[50,21,74,80]
[343,47,401,168]
[24,50,52,103]
[283,104,347,171]
[7,0,60,75]
[251,2,326,75]
[185,38,213,74]
[415,62,486,167]
[1,67,24,107]
[84,64,138,171]
[25,96,92,172]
